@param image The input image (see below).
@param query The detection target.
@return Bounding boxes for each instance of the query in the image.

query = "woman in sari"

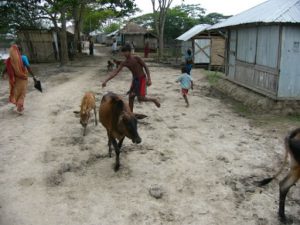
[2,44,35,113]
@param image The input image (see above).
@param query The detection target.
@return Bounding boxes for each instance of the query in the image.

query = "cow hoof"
[279,214,291,224]
[114,164,120,172]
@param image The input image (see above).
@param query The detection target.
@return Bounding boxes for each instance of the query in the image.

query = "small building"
[89,30,107,44]
[176,24,225,70]
[17,28,74,63]
[209,0,300,100]
[120,22,157,51]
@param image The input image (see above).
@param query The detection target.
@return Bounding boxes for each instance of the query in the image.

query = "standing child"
[176,67,193,107]
[185,49,193,75]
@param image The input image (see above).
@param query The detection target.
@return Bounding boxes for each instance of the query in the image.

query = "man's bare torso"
[122,56,145,78]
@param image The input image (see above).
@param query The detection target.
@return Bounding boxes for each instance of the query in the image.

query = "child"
[185,49,193,75]
[176,67,193,107]
[102,44,160,112]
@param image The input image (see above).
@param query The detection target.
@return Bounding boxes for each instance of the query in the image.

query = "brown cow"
[80,92,97,136]
[99,92,144,171]
[258,128,300,222]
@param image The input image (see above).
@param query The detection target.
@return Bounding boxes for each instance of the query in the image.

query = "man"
[102,44,160,112]
[89,38,94,55]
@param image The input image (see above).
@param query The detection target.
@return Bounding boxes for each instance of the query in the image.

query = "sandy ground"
[0,46,299,225]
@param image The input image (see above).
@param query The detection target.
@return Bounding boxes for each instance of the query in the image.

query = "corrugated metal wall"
[228,30,237,79]
[194,39,211,64]
[227,25,281,98]
[278,25,300,98]
[236,27,257,63]
[256,26,280,69]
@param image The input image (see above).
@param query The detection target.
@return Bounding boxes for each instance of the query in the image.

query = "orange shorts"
[181,88,189,96]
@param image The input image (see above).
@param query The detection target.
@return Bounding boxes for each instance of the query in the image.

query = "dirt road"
[0,47,299,225]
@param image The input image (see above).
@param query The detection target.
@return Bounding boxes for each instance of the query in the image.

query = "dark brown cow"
[99,92,143,171]
[258,128,300,222]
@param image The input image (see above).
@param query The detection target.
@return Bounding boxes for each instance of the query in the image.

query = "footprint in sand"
[18,177,35,187]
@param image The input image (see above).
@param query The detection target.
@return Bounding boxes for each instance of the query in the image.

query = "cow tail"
[257,136,289,187]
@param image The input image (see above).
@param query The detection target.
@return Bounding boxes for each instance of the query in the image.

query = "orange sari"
[5,45,28,112]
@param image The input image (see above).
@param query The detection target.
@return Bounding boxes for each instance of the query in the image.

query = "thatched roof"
[120,22,147,34]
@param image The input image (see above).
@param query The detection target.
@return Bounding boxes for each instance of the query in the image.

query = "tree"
[164,6,199,41]
[151,0,173,59]
[130,13,154,30]
[133,4,229,44]
[82,1,138,35]
[0,0,45,34]
[103,23,120,33]
[200,12,230,25]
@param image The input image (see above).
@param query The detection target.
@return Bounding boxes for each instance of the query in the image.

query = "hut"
[17,28,74,63]
[208,0,300,100]
[120,22,157,51]
[176,24,225,70]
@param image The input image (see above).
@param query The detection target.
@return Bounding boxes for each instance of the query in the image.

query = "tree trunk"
[159,29,164,59]
[73,2,79,55]
[73,2,84,54]
[60,8,69,66]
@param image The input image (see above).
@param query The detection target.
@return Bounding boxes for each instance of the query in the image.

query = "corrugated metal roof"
[176,24,211,41]
[209,0,300,30]
[106,30,119,37]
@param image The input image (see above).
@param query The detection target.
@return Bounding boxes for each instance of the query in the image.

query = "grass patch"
[286,115,300,122]
[205,70,223,84]
[230,101,252,116]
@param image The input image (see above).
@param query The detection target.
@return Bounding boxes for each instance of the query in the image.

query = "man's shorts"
[129,75,147,97]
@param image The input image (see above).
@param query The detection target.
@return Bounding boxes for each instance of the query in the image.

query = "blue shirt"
[176,73,193,89]
[185,52,193,64]
[21,55,30,68]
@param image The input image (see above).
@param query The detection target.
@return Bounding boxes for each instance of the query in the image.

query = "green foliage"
[132,4,229,42]
[131,13,154,30]
[0,0,44,33]
[82,7,116,34]
[103,23,120,33]
[201,12,231,24]
[164,5,200,41]
[82,0,138,34]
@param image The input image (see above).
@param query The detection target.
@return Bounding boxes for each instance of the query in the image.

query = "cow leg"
[83,126,86,136]
[107,132,113,158]
[94,107,98,126]
[278,169,300,222]
[118,137,125,149]
[111,139,120,171]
